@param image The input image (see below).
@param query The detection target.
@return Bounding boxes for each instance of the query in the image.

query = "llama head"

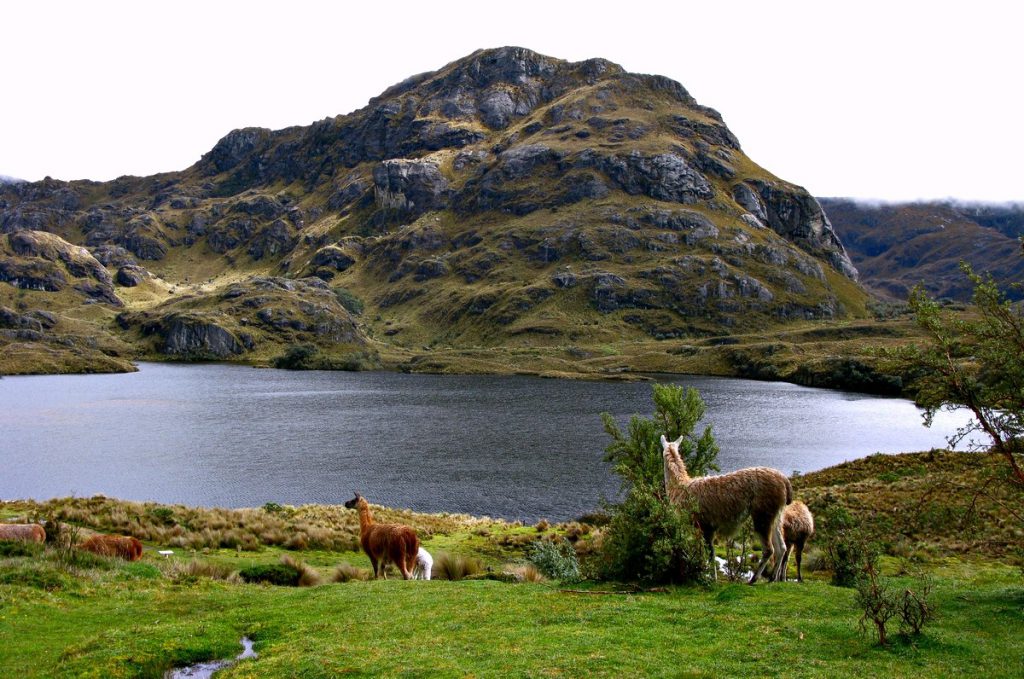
[343,492,364,509]
[659,434,685,454]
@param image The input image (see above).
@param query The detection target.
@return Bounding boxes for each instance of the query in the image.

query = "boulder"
[116,264,148,287]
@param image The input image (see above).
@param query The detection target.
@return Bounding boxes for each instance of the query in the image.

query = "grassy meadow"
[1,452,1021,677]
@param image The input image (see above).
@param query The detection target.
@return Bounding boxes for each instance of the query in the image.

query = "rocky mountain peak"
[1,47,867,371]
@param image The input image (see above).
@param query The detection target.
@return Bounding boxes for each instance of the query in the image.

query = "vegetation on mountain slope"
[1,47,870,377]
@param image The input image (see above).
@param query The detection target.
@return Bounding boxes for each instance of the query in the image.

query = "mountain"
[821,199,1024,301]
[0,47,866,375]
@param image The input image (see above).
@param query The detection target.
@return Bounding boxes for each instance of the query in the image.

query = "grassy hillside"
[1,451,1020,677]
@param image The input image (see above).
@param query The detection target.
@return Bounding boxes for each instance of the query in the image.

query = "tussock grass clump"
[166,559,239,583]
[0,540,43,558]
[332,562,370,583]
[280,554,322,587]
[433,552,484,581]
[506,563,547,583]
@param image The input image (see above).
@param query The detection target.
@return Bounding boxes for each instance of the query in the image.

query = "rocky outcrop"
[744,180,857,280]
[0,230,121,305]
[142,314,246,358]
[115,264,148,287]
[372,159,451,216]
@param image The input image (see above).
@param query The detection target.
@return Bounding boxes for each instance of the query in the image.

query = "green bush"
[528,538,581,583]
[817,494,879,587]
[239,563,301,586]
[334,288,364,316]
[595,484,710,585]
[272,344,319,370]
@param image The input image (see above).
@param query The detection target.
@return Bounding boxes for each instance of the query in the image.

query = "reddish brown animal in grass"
[0,523,45,543]
[344,492,419,580]
[79,534,143,561]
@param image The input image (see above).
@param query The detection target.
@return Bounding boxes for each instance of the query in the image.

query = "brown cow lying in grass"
[0,523,46,543]
[79,534,143,561]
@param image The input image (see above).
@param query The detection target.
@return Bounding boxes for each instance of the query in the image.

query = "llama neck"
[357,501,374,534]
[663,445,692,494]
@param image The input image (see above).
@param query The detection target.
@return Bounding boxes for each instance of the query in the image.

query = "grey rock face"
[744,180,858,280]
[155,315,245,358]
[204,127,272,173]
[373,159,451,214]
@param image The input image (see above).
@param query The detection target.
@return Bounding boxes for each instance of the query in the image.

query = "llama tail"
[784,475,793,505]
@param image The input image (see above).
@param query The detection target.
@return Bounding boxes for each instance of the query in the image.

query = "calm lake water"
[0,362,974,522]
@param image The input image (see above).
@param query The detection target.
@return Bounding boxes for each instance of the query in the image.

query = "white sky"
[3,0,1021,201]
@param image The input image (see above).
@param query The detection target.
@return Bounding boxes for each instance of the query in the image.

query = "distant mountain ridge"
[0,47,867,373]
[821,198,1024,301]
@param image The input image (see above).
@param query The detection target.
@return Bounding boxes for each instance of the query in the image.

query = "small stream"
[165,637,255,679]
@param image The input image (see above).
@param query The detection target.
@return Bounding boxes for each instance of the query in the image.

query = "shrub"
[720,524,756,583]
[272,344,319,370]
[148,507,176,526]
[854,561,937,645]
[528,538,581,583]
[239,563,301,586]
[262,502,284,514]
[817,494,879,587]
[855,561,899,645]
[897,573,936,636]
[334,288,364,316]
[595,485,709,585]
[432,552,484,581]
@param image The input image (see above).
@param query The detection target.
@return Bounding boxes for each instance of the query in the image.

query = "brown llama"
[661,435,792,584]
[0,523,46,543]
[79,534,143,561]
[344,492,420,580]
[777,501,815,582]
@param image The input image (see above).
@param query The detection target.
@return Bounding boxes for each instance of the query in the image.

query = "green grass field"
[1,451,1021,677]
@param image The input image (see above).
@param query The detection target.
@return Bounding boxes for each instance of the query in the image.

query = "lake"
[0,362,975,522]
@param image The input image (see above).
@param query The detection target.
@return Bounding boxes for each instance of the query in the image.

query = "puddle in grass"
[165,637,256,678]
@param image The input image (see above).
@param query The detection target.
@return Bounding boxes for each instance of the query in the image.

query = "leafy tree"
[601,383,719,490]
[898,262,1024,485]
[596,383,717,584]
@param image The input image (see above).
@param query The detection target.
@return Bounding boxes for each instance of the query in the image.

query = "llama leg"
[399,550,412,580]
[749,515,775,584]
[795,542,804,583]
[769,518,787,583]
[702,527,717,582]
[370,555,380,579]
[780,545,793,583]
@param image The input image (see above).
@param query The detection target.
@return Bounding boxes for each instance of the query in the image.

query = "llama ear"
[673,435,684,447]
[660,434,668,448]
